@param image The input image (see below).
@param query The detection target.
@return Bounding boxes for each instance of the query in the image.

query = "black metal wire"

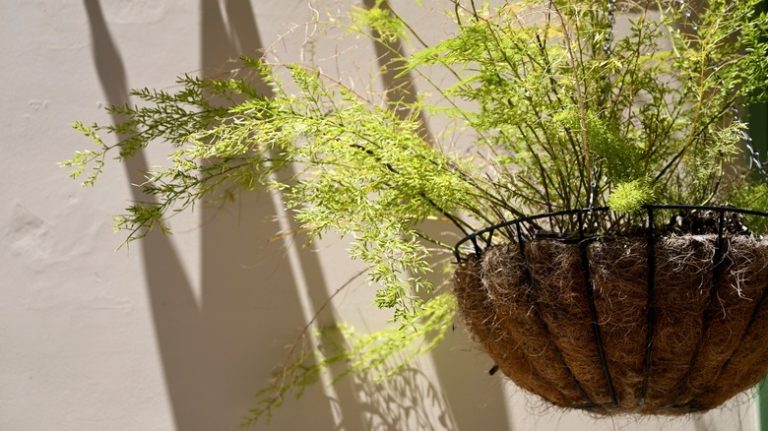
[670,209,730,405]
[640,206,657,404]
[454,205,768,261]
[516,221,596,406]
[455,206,609,260]
[577,211,619,406]
[703,265,768,397]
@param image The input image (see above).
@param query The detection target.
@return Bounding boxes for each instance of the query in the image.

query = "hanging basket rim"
[453,204,768,263]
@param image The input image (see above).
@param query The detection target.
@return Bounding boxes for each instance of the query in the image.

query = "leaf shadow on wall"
[83,0,485,429]
[362,1,513,429]
[83,1,354,429]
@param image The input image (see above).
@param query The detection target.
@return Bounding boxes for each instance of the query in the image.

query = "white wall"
[0,1,760,430]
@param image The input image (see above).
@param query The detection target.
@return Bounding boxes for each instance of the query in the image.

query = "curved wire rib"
[577,212,618,406]
[514,222,596,407]
[640,206,657,404]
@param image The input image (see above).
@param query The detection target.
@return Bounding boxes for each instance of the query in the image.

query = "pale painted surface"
[0,1,759,430]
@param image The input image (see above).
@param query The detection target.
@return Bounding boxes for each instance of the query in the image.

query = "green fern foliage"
[607,179,655,213]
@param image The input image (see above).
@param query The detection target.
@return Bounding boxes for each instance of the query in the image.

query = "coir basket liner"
[453,206,768,415]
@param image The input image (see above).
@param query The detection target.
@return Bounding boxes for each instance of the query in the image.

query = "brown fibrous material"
[453,235,768,415]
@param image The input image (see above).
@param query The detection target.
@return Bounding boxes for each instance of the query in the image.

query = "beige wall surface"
[0,1,760,430]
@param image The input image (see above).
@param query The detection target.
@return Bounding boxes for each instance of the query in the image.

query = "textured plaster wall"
[0,1,760,430]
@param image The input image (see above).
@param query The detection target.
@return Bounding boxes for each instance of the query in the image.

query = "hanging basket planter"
[453,205,768,415]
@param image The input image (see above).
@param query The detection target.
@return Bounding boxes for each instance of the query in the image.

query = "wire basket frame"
[453,204,768,411]
[454,205,768,262]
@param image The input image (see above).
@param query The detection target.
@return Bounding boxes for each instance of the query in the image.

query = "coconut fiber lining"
[453,235,768,415]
